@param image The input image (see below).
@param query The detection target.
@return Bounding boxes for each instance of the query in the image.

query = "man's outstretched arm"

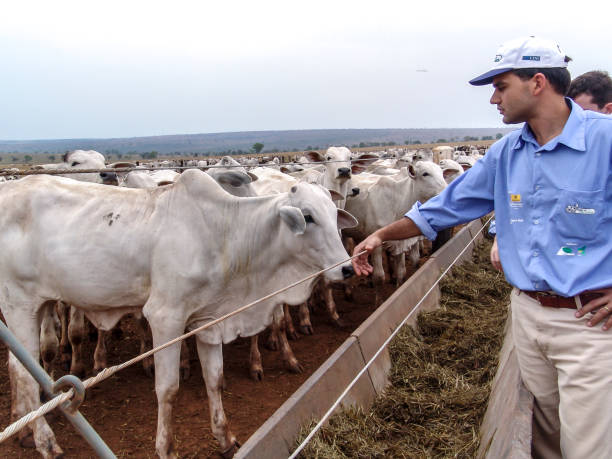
[352,217,423,276]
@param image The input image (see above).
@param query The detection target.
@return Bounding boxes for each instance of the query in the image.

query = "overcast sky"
[1,0,610,140]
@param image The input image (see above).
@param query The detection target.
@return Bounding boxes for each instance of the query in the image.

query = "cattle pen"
[0,215,531,458]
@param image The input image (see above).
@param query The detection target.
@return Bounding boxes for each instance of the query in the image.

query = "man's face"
[490,72,537,124]
[573,92,605,113]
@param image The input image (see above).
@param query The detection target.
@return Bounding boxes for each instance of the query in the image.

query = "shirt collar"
[512,98,586,152]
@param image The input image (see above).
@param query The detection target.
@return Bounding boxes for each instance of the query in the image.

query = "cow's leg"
[343,237,355,300]
[4,304,63,458]
[93,328,109,373]
[57,301,71,371]
[322,280,344,328]
[372,246,385,306]
[195,339,239,458]
[180,339,191,381]
[406,241,421,269]
[145,307,184,459]
[8,348,34,448]
[134,313,154,377]
[274,308,303,374]
[390,252,407,287]
[297,302,313,335]
[265,326,279,351]
[39,301,59,379]
[283,304,298,341]
[249,335,263,381]
[68,306,86,378]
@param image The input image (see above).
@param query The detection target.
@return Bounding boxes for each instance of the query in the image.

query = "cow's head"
[60,150,107,184]
[206,156,258,197]
[305,146,353,184]
[407,161,447,203]
[280,183,357,281]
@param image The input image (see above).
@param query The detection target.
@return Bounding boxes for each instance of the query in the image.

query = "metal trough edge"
[236,219,492,458]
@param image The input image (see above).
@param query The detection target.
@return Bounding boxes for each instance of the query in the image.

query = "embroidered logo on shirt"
[556,246,574,256]
[556,245,587,256]
[510,194,521,202]
[565,203,595,215]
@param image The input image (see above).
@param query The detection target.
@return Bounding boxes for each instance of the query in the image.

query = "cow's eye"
[422,172,429,177]
[71,161,80,167]
[304,215,315,224]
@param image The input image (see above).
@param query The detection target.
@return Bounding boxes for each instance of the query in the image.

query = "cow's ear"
[351,154,378,174]
[408,165,417,179]
[280,206,306,234]
[442,168,457,180]
[328,189,344,201]
[247,171,259,182]
[337,209,358,229]
[305,151,324,163]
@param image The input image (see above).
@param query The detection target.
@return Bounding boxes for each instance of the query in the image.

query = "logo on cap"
[522,56,541,61]
[494,54,502,62]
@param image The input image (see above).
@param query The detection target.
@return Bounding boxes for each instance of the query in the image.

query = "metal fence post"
[0,320,116,458]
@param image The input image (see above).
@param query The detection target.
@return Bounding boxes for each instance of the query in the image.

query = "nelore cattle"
[0,170,357,458]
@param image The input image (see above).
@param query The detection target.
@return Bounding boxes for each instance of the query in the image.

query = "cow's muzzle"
[342,265,355,279]
[100,171,119,186]
[337,167,351,179]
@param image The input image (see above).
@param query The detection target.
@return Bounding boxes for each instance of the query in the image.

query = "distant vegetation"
[0,128,512,164]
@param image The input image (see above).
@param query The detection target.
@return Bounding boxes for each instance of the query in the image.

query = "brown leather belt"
[522,290,603,309]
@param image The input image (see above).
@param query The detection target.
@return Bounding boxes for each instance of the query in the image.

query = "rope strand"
[0,251,364,443]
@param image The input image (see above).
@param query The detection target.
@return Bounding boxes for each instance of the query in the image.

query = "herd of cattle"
[0,144,486,458]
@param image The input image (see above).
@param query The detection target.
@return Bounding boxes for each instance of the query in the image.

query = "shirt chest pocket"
[551,189,606,242]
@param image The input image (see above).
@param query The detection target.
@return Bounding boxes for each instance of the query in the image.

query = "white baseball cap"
[469,36,569,86]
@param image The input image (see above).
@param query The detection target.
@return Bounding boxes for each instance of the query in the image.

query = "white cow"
[344,162,447,304]
[206,157,309,380]
[33,150,109,184]
[454,154,477,170]
[432,145,454,163]
[28,150,117,378]
[0,170,356,458]
[295,147,375,326]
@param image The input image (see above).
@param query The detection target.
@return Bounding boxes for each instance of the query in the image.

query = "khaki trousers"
[511,288,612,459]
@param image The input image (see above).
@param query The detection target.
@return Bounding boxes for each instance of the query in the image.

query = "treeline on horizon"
[0,128,510,164]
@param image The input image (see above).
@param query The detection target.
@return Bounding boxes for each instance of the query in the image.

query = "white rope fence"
[0,157,380,177]
[289,216,493,458]
[0,251,365,444]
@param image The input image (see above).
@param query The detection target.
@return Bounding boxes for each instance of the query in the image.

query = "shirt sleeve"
[405,149,498,240]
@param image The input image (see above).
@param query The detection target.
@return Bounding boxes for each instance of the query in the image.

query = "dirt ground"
[0,277,402,458]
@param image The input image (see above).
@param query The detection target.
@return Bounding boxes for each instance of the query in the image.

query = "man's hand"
[352,234,382,276]
[575,287,612,331]
[490,236,502,271]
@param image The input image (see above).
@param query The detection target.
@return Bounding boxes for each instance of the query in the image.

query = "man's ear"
[532,73,547,95]
[603,102,612,115]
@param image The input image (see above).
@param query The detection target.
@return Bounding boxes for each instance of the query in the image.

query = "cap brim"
[469,68,512,86]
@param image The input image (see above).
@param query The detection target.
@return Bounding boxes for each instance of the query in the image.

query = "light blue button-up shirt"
[406,99,612,296]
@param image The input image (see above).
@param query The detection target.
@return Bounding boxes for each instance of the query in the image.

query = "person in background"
[490,69,612,270]
[352,36,612,458]
[567,70,612,114]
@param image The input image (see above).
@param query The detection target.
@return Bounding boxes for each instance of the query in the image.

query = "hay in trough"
[296,238,512,458]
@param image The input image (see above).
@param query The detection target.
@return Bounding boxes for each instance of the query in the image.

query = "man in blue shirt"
[489,69,612,270]
[353,36,612,458]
